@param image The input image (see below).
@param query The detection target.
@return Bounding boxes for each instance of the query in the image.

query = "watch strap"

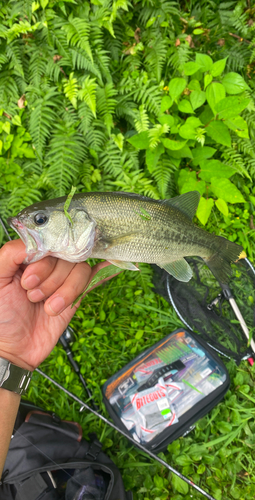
[0,357,32,396]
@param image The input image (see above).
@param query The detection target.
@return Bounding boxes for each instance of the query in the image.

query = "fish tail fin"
[203,236,246,284]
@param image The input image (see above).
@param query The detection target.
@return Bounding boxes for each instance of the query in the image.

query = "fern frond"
[29,88,61,157]
[62,17,93,62]
[167,42,192,70]
[133,80,162,115]
[220,144,251,179]
[84,125,106,151]
[28,47,48,87]
[134,104,150,133]
[148,124,169,149]
[8,183,42,215]
[138,0,179,28]
[46,122,87,196]
[78,76,97,117]
[150,155,176,199]
[0,71,19,112]
[6,40,24,77]
[115,97,137,125]
[70,47,101,79]
[97,83,117,134]
[121,149,140,172]
[77,102,95,135]
[111,169,159,199]
[99,139,122,176]
[63,72,78,109]
[144,37,168,82]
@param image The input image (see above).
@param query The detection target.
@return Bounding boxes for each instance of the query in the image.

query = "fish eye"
[34,213,48,226]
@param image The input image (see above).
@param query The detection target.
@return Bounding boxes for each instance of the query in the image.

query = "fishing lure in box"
[102,329,229,453]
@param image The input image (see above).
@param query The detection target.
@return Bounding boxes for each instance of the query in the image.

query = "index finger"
[0,240,27,287]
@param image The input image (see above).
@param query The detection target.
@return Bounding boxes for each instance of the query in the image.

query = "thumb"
[0,240,27,289]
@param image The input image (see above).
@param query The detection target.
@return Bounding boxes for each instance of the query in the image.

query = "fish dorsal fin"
[162,191,200,220]
[157,259,193,282]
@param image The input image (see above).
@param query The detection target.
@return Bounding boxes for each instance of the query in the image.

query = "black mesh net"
[153,258,255,364]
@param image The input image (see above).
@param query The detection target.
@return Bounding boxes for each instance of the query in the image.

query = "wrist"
[0,350,34,372]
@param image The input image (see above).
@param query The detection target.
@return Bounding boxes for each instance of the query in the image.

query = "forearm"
[0,389,20,478]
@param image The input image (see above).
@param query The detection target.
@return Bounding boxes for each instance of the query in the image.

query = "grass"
[25,264,255,500]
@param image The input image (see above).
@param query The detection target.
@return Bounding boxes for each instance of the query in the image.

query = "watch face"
[0,359,10,386]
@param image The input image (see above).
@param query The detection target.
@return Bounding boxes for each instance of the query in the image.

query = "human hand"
[0,239,116,371]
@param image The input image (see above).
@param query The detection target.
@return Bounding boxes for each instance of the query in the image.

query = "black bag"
[0,403,132,500]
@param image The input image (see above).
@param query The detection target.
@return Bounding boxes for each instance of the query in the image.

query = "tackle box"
[102,329,230,453]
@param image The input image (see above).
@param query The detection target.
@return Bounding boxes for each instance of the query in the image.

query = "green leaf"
[210,178,245,203]
[146,143,164,173]
[128,131,150,149]
[199,160,235,181]
[196,53,213,71]
[215,198,228,217]
[180,177,206,196]
[179,116,202,140]
[135,330,144,340]
[162,138,187,150]
[193,28,204,35]
[217,421,233,433]
[93,326,107,335]
[178,100,194,114]
[171,474,189,495]
[204,73,212,89]
[12,115,22,127]
[192,146,216,166]
[214,97,250,119]
[160,95,173,112]
[183,61,201,75]
[167,144,193,158]
[206,121,231,147]
[190,90,206,110]
[168,78,186,100]
[225,116,249,138]
[211,57,228,77]
[188,80,201,91]
[158,114,174,127]
[145,17,156,28]
[196,196,214,225]
[206,82,226,114]
[222,72,249,94]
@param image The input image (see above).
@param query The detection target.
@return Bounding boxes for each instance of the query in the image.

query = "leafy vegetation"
[1,0,255,498]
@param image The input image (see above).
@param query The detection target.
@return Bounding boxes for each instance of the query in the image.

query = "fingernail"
[48,296,65,314]
[23,274,40,290]
[28,289,45,302]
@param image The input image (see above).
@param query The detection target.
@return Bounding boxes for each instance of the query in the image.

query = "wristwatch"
[0,357,33,396]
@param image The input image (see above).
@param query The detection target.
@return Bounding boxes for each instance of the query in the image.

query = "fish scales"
[72,192,215,263]
[8,191,246,283]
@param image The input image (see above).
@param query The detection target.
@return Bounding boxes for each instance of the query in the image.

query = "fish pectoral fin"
[157,258,193,282]
[108,260,139,271]
[162,191,200,220]
[103,232,139,249]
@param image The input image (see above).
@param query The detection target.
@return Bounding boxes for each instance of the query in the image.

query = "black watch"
[0,357,33,396]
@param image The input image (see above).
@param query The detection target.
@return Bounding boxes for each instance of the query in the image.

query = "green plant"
[1,1,255,498]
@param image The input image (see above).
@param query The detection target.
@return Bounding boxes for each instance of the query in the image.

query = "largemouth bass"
[8,191,245,283]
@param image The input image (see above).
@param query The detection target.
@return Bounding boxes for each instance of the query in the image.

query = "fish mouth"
[8,217,48,263]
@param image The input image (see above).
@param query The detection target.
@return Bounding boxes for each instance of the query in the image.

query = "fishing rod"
[0,216,216,500]
[220,279,255,363]
[36,367,216,500]
[58,327,100,411]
